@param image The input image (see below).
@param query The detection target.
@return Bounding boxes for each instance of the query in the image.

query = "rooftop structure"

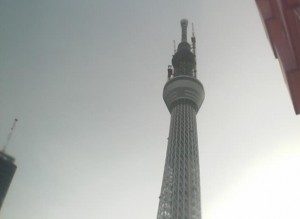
[256,0,300,114]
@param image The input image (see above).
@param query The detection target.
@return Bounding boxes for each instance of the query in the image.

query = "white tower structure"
[157,19,205,219]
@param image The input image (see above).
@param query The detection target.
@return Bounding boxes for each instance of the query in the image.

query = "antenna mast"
[173,40,177,54]
[2,118,18,153]
[191,23,197,77]
[180,19,188,42]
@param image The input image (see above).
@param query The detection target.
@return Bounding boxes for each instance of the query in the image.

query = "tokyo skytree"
[157,19,205,219]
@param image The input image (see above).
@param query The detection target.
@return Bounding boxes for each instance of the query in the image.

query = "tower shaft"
[157,103,201,219]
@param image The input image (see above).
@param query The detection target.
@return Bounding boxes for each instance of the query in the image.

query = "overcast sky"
[1,0,300,218]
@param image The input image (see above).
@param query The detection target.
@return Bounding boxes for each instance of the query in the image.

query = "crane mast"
[2,118,18,153]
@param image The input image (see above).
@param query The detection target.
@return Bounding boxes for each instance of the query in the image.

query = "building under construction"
[0,119,18,211]
[157,19,204,219]
[0,151,16,210]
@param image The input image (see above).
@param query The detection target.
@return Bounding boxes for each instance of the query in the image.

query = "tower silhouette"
[157,19,205,219]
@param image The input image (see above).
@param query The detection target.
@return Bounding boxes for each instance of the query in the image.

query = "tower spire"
[180,19,188,42]
[191,23,197,77]
[172,19,196,78]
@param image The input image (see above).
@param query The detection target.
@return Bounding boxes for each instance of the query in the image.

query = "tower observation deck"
[157,19,205,219]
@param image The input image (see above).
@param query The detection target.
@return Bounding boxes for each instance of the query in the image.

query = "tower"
[157,19,205,219]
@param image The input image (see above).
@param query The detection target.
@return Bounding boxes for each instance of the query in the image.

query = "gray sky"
[1,0,300,218]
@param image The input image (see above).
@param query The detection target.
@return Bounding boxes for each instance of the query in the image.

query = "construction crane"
[1,118,18,153]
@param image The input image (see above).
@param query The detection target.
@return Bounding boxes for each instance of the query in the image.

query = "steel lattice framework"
[157,19,205,219]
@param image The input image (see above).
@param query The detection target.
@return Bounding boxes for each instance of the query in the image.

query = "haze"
[1,1,300,218]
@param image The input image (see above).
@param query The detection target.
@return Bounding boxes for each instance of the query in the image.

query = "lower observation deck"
[163,76,205,113]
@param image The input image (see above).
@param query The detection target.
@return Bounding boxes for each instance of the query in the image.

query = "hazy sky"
[1,0,300,218]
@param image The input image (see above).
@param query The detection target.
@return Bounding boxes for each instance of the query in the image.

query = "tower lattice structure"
[157,19,205,219]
